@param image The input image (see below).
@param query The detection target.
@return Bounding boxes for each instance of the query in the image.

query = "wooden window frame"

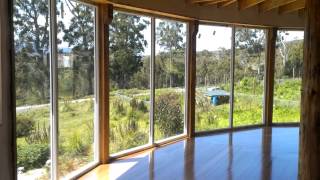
[107,8,191,159]
[270,28,304,126]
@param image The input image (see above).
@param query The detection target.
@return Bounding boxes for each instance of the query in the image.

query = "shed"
[206,89,230,106]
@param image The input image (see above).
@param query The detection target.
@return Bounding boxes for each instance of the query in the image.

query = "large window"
[195,25,232,131]
[109,12,187,154]
[154,19,187,141]
[57,1,98,178]
[273,30,304,123]
[109,11,151,154]
[234,28,266,127]
[14,0,51,179]
[15,0,98,179]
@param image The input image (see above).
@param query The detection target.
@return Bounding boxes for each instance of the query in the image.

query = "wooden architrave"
[98,3,113,164]
[187,20,199,138]
[299,0,320,179]
[264,27,277,126]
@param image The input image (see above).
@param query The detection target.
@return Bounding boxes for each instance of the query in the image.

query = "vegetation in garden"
[16,100,95,177]
[14,0,96,178]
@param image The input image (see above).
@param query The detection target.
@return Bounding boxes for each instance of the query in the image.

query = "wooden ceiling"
[190,0,305,14]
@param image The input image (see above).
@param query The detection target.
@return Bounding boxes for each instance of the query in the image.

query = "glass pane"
[154,19,186,141]
[57,1,97,177]
[109,11,151,154]
[273,31,304,123]
[14,0,51,179]
[234,28,266,127]
[195,25,232,132]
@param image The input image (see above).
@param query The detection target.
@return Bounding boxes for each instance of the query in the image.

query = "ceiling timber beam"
[97,0,304,28]
[279,0,305,14]
[259,0,297,12]
[217,0,237,7]
[198,0,231,6]
[190,0,229,4]
[239,0,267,10]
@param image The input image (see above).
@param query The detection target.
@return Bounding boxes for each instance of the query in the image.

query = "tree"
[196,50,211,86]
[109,12,148,89]
[236,29,265,75]
[62,0,95,97]
[156,21,185,87]
[277,31,290,67]
[276,31,304,79]
[236,29,265,55]
[284,40,304,78]
[14,0,50,104]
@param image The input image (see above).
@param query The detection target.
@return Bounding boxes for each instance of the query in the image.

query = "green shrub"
[17,143,50,171]
[61,99,73,112]
[16,116,35,138]
[129,98,138,110]
[25,122,49,144]
[155,92,183,137]
[67,132,89,156]
[112,98,125,114]
[137,101,148,113]
[110,115,147,152]
[86,99,94,112]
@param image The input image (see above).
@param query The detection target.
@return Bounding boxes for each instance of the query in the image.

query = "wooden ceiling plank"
[279,0,305,14]
[239,0,267,10]
[190,0,229,4]
[217,0,237,7]
[260,0,297,12]
[199,0,231,6]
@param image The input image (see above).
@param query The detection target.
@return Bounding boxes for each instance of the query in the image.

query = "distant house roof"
[206,89,229,97]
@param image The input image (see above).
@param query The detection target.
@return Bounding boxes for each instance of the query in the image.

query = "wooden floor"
[80,127,299,180]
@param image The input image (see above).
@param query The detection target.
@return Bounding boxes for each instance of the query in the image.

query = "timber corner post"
[187,20,199,138]
[98,3,113,164]
[299,0,320,179]
[264,27,277,127]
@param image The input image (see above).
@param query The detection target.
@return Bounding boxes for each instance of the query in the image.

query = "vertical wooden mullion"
[150,17,155,145]
[49,0,58,178]
[187,20,198,138]
[230,26,236,129]
[98,3,113,164]
[264,28,277,126]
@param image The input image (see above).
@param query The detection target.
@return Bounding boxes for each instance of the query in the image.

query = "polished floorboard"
[80,127,299,180]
